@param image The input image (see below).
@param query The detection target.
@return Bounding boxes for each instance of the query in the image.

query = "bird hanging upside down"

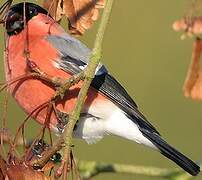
[2,2,200,176]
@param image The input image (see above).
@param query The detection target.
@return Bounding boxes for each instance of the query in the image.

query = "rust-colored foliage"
[0,153,52,180]
[0,141,57,180]
[0,128,26,147]
[173,17,202,38]
[43,0,105,35]
[173,2,202,100]
[183,38,202,100]
[5,164,52,180]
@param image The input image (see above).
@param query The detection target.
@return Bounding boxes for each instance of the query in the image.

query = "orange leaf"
[43,0,63,21]
[6,164,52,180]
[173,17,202,38]
[43,0,105,35]
[183,38,202,100]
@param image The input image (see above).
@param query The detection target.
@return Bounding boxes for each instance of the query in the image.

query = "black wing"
[92,73,160,135]
[46,34,160,135]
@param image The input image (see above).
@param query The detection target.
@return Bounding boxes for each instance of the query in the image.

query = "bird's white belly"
[73,99,116,144]
[73,115,107,144]
[73,100,156,149]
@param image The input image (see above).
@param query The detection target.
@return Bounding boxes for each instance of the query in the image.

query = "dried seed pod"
[183,38,202,100]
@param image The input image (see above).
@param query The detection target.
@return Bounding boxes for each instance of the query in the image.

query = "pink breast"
[5,14,108,130]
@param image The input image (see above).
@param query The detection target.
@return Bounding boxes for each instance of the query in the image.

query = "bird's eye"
[5,5,40,36]
[29,6,38,17]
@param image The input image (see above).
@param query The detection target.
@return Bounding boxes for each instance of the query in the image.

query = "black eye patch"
[5,2,50,36]
[6,10,21,22]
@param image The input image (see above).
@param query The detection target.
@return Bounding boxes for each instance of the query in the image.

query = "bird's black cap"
[4,2,49,35]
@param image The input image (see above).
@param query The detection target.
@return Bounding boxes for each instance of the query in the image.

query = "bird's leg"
[55,109,69,133]
[21,72,85,170]
[48,72,85,132]
[40,102,54,145]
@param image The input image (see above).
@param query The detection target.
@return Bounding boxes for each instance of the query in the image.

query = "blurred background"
[0,0,202,179]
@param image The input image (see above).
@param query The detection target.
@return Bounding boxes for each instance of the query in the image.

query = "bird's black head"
[5,2,48,36]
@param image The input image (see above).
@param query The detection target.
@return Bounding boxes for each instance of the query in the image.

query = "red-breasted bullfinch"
[2,2,200,176]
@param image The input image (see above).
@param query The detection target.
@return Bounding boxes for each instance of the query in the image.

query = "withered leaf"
[173,17,202,38]
[43,0,105,35]
[183,38,202,100]
[6,164,52,180]
[0,155,7,180]
[43,0,63,21]
[0,128,26,146]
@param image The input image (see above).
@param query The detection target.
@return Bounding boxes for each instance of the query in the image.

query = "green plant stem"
[78,160,198,180]
[62,0,114,173]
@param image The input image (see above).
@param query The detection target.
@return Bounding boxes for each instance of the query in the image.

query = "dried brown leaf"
[43,0,105,35]
[189,71,202,100]
[0,128,25,146]
[0,155,52,180]
[6,164,52,180]
[0,128,12,144]
[173,17,202,38]
[183,38,202,100]
[0,155,7,180]
[43,0,63,21]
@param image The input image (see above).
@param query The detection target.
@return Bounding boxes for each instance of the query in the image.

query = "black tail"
[142,130,200,176]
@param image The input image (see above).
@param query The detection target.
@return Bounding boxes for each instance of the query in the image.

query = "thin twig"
[61,0,114,177]
[78,160,201,180]
[27,72,85,165]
